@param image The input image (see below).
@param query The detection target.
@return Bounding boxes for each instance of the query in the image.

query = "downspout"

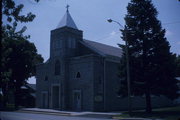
[103,57,106,111]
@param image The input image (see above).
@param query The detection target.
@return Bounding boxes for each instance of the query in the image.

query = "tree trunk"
[2,83,9,110]
[145,87,152,113]
[15,86,21,108]
[2,88,7,110]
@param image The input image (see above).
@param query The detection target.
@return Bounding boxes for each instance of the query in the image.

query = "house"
[20,84,36,107]
[174,77,180,105]
[36,7,173,111]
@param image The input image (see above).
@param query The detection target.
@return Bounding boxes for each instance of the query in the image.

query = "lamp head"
[107,19,112,23]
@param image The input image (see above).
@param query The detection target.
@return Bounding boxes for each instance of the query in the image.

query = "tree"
[1,0,43,109]
[119,0,179,113]
[175,55,180,77]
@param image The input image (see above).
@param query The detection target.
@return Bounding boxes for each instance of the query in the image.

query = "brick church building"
[36,7,173,111]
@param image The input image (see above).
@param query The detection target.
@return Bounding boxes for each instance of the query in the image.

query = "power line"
[162,21,180,25]
[95,31,120,41]
[95,21,180,41]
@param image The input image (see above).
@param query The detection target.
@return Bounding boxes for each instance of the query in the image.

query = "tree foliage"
[1,0,43,108]
[119,0,179,113]
[175,55,180,77]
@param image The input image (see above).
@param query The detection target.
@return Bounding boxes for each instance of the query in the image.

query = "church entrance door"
[73,90,81,111]
[52,86,60,109]
[42,91,48,108]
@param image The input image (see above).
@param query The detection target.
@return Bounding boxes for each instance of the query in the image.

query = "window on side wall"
[76,72,81,78]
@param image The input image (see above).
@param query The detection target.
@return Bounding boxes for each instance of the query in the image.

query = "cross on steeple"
[66,4,69,12]
[56,4,78,29]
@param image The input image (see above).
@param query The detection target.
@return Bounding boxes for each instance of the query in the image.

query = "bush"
[6,103,15,111]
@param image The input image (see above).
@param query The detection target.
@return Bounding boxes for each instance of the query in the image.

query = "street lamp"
[107,19,132,114]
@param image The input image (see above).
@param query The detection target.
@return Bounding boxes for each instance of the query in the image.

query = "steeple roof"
[57,6,78,29]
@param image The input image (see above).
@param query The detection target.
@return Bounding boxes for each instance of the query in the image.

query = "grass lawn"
[113,106,180,120]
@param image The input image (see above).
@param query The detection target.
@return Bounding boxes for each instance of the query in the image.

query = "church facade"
[36,8,173,111]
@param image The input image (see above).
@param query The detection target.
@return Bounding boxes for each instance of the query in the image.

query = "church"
[36,7,173,111]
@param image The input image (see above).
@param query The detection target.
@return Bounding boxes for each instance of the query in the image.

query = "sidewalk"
[18,108,121,118]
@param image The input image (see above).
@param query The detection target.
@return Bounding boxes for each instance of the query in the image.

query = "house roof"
[176,77,180,80]
[27,84,36,90]
[81,40,122,58]
[57,9,78,29]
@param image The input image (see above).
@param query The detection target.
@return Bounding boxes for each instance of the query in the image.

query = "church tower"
[50,5,83,58]
[49,6,83,110]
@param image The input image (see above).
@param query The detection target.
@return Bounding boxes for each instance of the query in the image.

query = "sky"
[10,0,180,84]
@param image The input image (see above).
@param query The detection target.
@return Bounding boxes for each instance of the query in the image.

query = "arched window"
[45,76,48,81]
[55,60,60,75]
[76,72,81,78]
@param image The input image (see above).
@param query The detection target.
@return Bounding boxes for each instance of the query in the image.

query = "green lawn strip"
[113,106,180,120]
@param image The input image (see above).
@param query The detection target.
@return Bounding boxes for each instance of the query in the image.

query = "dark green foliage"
[175,55,180,77]
[1,0,43,109]
[119,0,179,113]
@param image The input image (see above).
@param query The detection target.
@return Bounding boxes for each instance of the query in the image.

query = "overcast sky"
[11,0,180,84]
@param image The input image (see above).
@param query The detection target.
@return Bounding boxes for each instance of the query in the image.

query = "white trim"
[106,57,120,63]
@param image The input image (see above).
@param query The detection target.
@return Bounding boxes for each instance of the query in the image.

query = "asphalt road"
[0,112,116,120]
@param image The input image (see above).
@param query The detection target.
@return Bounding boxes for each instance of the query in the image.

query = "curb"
[17,110,71,116]
[17,110,117,119]
[113,117,160,120]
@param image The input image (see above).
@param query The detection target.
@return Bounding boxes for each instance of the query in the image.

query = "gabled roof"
[27,84,36,90]
[21,84,36,91]
[81,40,122,58]
[57,9,78,29]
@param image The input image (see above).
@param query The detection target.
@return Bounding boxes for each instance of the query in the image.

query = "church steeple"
[57,5,78,29]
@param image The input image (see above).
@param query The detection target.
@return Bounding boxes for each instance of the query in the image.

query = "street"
[0,112,116,120]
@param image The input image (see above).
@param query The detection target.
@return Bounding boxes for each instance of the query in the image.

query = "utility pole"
[107,19,132,114]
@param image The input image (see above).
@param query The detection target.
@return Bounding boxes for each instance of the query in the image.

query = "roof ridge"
[82,39,122,58]
[83,39,120,49]
[79,40,106,56]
